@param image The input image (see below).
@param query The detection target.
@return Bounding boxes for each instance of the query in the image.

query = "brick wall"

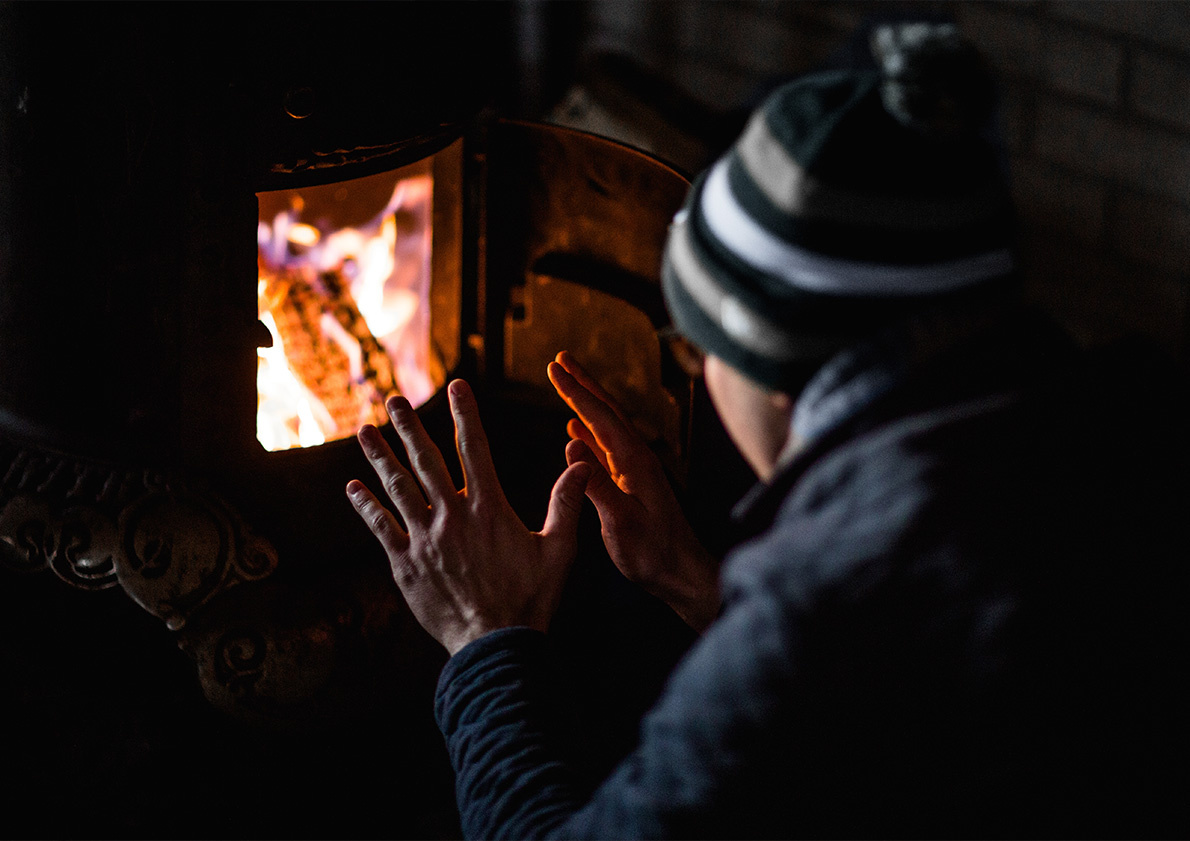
[564,1,1190,360]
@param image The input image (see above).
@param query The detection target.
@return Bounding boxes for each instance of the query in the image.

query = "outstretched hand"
[548,352,720,632]
[347,380,592,656]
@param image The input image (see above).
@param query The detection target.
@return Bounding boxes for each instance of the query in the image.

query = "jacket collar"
[731,302,1068,534]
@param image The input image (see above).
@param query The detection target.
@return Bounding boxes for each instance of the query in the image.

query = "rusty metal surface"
[488,119,688,296]
[486,120,693,473]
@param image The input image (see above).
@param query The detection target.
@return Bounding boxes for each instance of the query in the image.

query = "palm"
[549,352,719,631]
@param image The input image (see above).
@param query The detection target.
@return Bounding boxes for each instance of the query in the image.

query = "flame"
[255,170,437,451]
[286,223,321,247]
[256,307,329,450]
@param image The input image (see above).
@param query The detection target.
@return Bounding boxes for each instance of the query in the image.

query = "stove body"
[0,5,746,836]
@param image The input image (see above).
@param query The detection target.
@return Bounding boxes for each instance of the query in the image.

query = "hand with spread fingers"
[347,379,592,656]
[548,351,720,632]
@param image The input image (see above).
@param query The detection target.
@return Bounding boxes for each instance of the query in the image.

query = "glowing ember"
[256,168,437,451]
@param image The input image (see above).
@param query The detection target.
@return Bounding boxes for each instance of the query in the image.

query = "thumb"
[541,461,592,545]
[566,438,629,514]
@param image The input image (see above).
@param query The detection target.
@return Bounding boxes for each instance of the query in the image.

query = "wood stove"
[0,4,741,836]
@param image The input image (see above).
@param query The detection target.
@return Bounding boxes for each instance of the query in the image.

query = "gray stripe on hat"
[665,216,838,362]
[735,110,1006,231]
[702,159,1015,296]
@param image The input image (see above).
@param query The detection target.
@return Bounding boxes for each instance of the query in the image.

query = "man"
[348,23,1185,838]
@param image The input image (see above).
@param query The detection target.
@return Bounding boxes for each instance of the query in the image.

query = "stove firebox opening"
[255,144,461,452]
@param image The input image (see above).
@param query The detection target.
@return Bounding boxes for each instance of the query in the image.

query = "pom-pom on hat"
[661,22,1017,392]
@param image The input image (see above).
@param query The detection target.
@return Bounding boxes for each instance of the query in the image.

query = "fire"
[286,223,321,247]
[256,169,437,451]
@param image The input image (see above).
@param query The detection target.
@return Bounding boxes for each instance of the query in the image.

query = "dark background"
[2,2,1187,838]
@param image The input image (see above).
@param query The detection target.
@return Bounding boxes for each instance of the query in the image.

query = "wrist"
[444,622,527,657]
[651,554,721,633]
[444,609,553,657]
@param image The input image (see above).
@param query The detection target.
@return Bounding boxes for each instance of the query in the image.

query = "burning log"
[319,267,398,400]
[258,266,395,448]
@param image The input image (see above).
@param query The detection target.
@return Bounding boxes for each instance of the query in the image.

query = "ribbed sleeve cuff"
[434,626,551,738]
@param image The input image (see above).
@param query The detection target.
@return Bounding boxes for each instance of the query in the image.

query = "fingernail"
[346,480,366,499]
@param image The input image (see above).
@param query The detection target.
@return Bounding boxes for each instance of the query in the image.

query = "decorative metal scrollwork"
[214,627,270,695]
[0,436,413,728]
[0,442,279,630]
[0,495,121,589]
[51,505,120,589]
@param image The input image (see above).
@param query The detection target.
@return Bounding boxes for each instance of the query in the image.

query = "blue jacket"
[435,307,1188,838]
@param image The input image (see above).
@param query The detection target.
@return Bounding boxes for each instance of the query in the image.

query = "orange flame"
[256,171,436,451]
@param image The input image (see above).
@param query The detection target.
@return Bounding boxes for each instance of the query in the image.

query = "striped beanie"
[661,22,1017,392]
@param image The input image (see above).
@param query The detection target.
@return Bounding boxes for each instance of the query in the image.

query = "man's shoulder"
[720,382,1079,636]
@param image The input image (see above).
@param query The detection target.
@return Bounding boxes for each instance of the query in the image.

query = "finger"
[357,425,430,529]
[555,351,632,426]
[548,360,640,460]
[541,461,592,549]
[386,395,457,505]
[565,418,610,473]
[566,438,630,511]
[447,380,501,498]
[346,479,411,557]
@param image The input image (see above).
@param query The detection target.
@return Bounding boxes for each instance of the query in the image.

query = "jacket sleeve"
[434,576,801,840]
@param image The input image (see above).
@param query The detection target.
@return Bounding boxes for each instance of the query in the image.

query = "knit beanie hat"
[661,22,1017,392]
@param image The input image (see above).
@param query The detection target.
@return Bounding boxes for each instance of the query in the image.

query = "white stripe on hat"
[665,216,841,362]
[701,159,1015,296]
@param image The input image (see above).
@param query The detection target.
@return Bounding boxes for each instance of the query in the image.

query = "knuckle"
[558,491,583,515]
[588,469,613,493]
[383,470,408,498]
[457,438,485,465]
[428,508,449,536]
[390,558,415,583]
[368,508,392,535]
[360,440,384,460]
[466,502,489,526]
[396,412,422,434]
[428,522,449,546]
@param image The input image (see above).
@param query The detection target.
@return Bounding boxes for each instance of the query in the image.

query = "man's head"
[660,22,1017,476]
